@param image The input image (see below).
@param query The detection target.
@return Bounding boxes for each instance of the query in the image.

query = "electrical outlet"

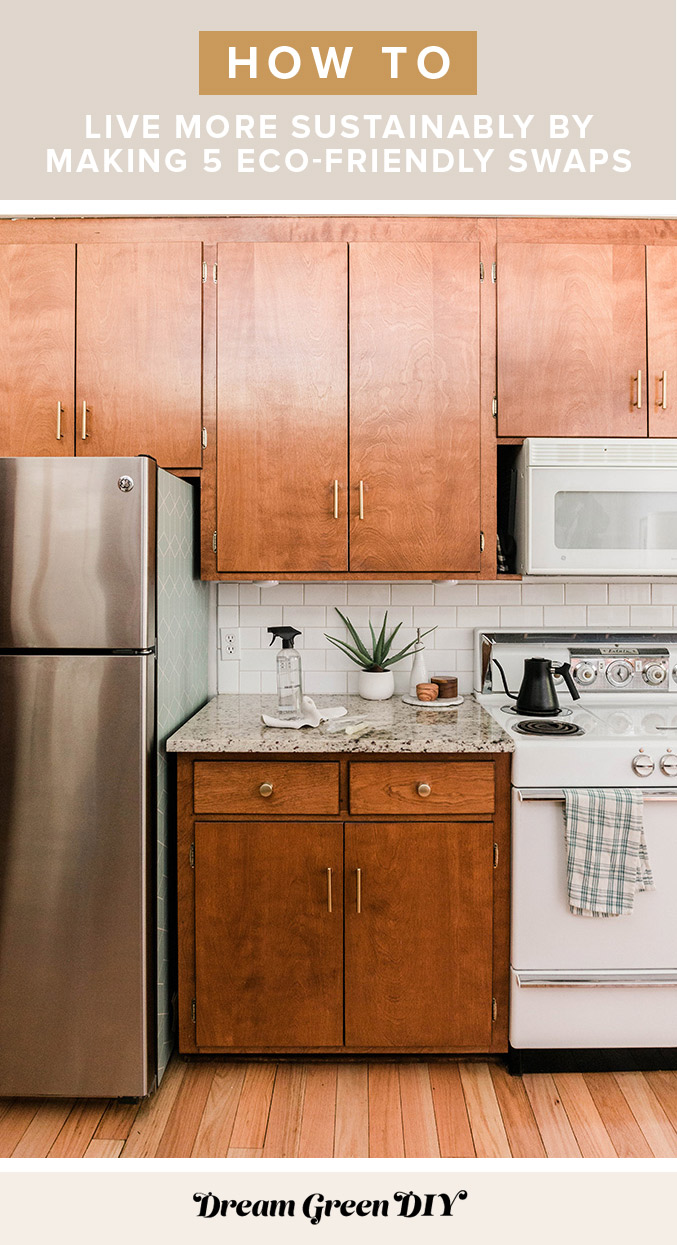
[219,628,240,660]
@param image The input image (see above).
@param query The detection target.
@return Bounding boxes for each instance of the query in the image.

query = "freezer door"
[0,653,155,1097]
[0,457,156,649]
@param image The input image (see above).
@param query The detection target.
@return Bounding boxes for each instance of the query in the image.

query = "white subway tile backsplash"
[521,583,564,605]
[608,584,651,604]
[499,606,544,627]
[391,583,434,605]
[347,583,391,605]
[565,583,608,604]
[214,579,677,692]
[543,605,587,627]
[586,606,631,627]
[629,605,673,627]
[261,671,277,694]
[240,605,283,627]
[434,583,478,605]
[651,583,677,605]
[217,583,239,605]
[261,583,304,605]
[478,583,521,605]
[304,582,348,604]
[457,607,500,628]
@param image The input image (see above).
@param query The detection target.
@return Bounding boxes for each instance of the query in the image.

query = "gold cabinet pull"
[634,370,642,409]
[333,480,339,520]
[661,370,668,410]
[81,400,89,439]
[417,782,432,798]
[259,781,273,798]
[56,401,64,441]
[359,480,365,520]
[326,867,333,913]
[356,867,362,914]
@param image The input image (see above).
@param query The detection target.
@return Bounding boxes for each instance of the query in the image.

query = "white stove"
[474,629,677,1068]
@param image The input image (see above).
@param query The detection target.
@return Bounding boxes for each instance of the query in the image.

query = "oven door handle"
[514,970,677,988]
[516,788,677,802]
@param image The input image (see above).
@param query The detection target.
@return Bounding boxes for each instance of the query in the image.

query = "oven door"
[523,466,677,575]
[511,787,677,1048]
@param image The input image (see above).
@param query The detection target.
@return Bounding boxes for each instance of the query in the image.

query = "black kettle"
[493,657,580,716]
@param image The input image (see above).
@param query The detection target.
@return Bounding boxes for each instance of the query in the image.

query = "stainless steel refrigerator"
[0,457,209,1097]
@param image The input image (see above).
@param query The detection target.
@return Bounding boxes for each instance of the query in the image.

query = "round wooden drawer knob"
[417,782,432,797]
[259,782,274,797]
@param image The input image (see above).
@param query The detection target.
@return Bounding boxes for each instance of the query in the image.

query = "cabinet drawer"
[349,761,494,815]
[193,761,340,815]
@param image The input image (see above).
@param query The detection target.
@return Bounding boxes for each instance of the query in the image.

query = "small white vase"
[358,670,395,700]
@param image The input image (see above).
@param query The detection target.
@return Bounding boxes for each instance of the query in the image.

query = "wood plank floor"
[3,1058,677,1158]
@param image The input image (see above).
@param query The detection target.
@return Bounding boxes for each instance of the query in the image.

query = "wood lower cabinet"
[178,752,510,1054]
[194,820,343,1048]
[345,822,494,1048]
[0,245,75,455]
[497,241,647,437]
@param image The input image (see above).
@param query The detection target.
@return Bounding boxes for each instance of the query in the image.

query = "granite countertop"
[166,694,514,754]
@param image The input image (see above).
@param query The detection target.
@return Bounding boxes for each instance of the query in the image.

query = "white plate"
[401,694,464,710]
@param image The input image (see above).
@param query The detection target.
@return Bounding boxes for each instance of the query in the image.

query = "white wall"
[214,580,677,696]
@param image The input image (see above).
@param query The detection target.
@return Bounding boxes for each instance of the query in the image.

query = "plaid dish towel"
[563,788,654,917]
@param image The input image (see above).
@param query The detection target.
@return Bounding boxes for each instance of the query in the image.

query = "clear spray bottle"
[268,626,303,718]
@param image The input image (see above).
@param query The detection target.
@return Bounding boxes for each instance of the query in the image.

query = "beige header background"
[0,1,674,205]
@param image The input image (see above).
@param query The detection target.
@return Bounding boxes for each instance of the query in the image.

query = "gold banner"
[199,31,477,96]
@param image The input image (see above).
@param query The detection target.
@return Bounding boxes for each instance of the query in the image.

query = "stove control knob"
[660,753,677,777]
[643,663,667,686]
[632,752,655,777]
[574,661,597,685]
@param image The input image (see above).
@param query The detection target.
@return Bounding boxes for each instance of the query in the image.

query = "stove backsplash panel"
[214,581,677,695]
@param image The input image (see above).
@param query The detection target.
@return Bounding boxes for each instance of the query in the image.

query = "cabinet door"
[647,246,677,436]
[0,245,75,455]
[216,243,348,573]
[350,243,481,573]
[497,242,647,437]
[345,822,494,1048]
[76,243,202,467]
[194,821,343,1048]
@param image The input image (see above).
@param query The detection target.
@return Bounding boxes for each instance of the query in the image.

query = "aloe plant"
[325,609,435,672]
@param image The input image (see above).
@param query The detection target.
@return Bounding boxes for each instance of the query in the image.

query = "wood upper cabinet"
[0,245,75,455]
[647,247,677,437]
[194,820,343,1048]
[344,822,494,1048]
[349,242,481,572]
[76,243,203,467]
[497,242,647,437]
[216,243,348,573]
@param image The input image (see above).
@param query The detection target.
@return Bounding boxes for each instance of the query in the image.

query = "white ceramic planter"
[358,670,395,700]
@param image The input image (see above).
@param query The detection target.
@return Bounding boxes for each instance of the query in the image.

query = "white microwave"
[513,438,677,575]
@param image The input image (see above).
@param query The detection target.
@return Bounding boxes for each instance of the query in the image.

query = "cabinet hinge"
[191,999,196,1024]
[201,261,207,283]
[189,842,195,869]
[201,427,208,449]
[493,843,499,869]
[212,530,217,553]
[213,263,218,283]
[480,531,485,552]
[491,261,497,283]
[479,261,485,282]
[492,998,498,1022]
[492,396,498,418]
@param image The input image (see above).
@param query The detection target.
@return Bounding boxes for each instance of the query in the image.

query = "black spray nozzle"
[268,626,302,649]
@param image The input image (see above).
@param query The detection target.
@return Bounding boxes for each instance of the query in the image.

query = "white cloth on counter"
[563,787,654,917]
[262,697,348,729]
